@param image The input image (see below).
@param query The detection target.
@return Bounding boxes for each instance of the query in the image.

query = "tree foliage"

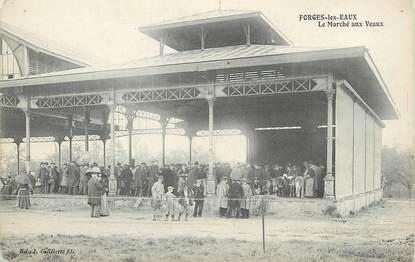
[381,146,415,198]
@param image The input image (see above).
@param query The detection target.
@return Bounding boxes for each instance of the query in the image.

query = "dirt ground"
[0,199,413,261]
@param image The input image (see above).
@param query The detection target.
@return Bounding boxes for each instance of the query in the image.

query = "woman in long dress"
[100,174,110,217]
[15,172,32,209]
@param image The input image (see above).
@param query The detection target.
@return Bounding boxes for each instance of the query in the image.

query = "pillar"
[159,36,165,56]
[55,137,64,168]
[160,116,168,167]
[15,139,21,175]
[23,108,31,174]
[324,86,335,199]
[58,141,62,168]
[243,127,256,164]
[102,139,107,167]
[84,107,91,152]
[108,104,117,196]
[188,136,193,163]
[126,108,135,167]
[68,119,73,162]
[68,136,73,162]
[207,97,216,194]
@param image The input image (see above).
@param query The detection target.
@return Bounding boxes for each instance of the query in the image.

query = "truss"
[121,86,201,103]
[220,77,324,97]
[0,94,19,107]
[34,94,104,108]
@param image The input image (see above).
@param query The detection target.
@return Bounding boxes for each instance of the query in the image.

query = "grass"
[0,234,413,262]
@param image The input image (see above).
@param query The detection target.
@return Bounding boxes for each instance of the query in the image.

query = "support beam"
[84,107,91,152]
[16,141,20,175]
[55,136,64,168]
[188,136,193,163]
[23,107,31,174]
[207,97,216,194]
[125,107,135,167]
[324,78,336,199]
[200,27,207,50]
[58,141,62,168]
[243,24,251,46]
[108,103,117,196]
[68,136,73,162]
[67,116,74,162]
[159,36,165,56]
[160,115,169,167]
[102,139,107,167]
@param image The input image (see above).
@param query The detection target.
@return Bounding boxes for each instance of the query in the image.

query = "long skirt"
[91,204,101,218]
[100,194,110,216]
[17,188,31,209]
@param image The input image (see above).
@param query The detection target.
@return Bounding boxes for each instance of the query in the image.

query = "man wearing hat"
[38,162,49,194]
[79,163,90,195]
[227,179,244,218]
[115,162,122,195]
[87,167,104,218]
[151,176,165,221]
[240,178,253,219]
[216,176,229,217]
[148,160,160,197]
[48,162,59,193]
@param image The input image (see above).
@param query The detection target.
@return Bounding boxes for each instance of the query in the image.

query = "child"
[165,186,176,221]
[177,187,193,221]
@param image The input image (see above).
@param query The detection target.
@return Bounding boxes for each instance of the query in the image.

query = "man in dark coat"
[114,162,122,195]
[133,163,147,197]
[49,163,59,193]
[87,171,104,218]
[38,162,49,194]
[187,163,198,191]
[120,164,133,195]
[162,164,178,194]
[68,161,80,195]
[227,180,244,218]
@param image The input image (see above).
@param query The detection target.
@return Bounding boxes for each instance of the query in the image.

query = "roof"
[7,45,340,78]
[0,21,105,66]
[0,44,398,120]
[139,9,292,51]
[142,9,258,28]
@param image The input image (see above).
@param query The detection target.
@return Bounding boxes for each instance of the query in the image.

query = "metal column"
[23,109,31,173]
[188,136,193,163]
[324,79,336,199]
[207,97,216,194]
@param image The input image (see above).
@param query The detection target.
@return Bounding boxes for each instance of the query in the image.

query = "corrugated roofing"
[25,44,340,77]
[0,21,105,66]
[141,9,258,28]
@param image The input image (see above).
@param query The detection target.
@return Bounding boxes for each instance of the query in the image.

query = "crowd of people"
[0,159,325,219]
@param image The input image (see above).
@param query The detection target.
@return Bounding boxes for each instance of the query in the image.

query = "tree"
[382,146,415,199]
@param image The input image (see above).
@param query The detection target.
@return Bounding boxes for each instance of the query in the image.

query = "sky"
[0,0,413,162]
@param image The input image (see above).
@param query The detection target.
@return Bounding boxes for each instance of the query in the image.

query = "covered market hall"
[0,9,398,215]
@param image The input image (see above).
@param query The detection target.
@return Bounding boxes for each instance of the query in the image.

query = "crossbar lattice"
[221,78,319,97]
[35,94,104,108]
[122,87,201,103]
[0,95,19,107]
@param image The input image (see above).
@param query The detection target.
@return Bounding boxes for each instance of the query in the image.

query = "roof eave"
[0,47,366,89]
[258,12,292,46]
[139,11,262,33]
[363,50,399,119]
[0,28,90,67]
